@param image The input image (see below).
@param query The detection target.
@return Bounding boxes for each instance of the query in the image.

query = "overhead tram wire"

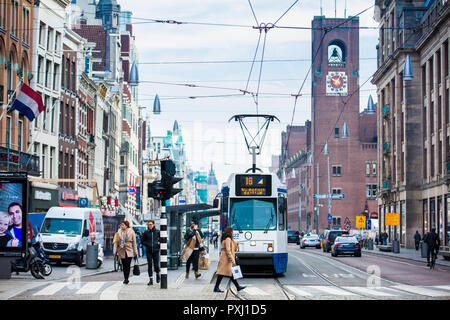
[281,4,375,164]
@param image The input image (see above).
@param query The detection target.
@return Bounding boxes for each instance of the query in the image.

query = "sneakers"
[156,273,160,283]
[148,278,153,286]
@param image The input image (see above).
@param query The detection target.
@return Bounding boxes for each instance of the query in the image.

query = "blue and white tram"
[219,172,288,275]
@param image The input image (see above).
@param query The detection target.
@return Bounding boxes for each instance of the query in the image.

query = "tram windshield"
[229,198,277,231]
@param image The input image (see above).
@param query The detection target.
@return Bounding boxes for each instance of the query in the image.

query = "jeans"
[186,249,200,273]
[146,250,160,276]
[137,242,141,257]
[427,247,437,263]
[121,257,133,281]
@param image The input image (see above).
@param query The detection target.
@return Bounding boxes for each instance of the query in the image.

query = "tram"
[219,172,288,275]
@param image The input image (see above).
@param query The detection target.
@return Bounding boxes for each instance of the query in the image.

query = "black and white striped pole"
[160,200,168,289]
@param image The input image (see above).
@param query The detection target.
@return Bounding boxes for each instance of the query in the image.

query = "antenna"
[335,0,337,18]
[344,0,347,18]
[320,0,323,16]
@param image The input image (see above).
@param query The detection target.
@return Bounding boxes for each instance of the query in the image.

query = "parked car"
[331,235,361,257]
[322,229,349,252]
[300,234,321,249]
[288,230,300,245]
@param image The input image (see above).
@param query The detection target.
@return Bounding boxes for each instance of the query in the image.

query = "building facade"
[372,0,450,248]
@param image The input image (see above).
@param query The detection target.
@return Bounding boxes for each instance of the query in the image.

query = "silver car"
[300,234,321,249]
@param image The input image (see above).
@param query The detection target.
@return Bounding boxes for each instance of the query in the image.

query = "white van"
[37,207,104,266]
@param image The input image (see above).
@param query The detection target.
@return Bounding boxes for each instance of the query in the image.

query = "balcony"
[383,141,390,153]
[382,104,390,117]
[0,146,40,176]
[328,61,346,70]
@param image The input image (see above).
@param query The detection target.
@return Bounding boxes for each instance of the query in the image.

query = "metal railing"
[0,144,40,176]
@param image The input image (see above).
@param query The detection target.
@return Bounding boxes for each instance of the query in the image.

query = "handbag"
[133,257,140,276]
[179,237,195,261]
[198,253,210,270]
[231,265,243,280]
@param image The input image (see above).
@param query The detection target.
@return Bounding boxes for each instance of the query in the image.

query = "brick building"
[372,0,450,248]
[0,0,37,175]
[281,15,378,235]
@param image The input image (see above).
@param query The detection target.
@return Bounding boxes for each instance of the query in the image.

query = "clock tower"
[309,15,375,233]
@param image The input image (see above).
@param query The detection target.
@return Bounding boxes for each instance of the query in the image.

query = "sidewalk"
[362,245,450,267]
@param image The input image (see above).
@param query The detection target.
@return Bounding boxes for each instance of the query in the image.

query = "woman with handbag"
[113,221,138,284]
[213,227,246,293]
[183,222,204,279]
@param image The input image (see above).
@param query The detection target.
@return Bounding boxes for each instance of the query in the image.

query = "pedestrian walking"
[184,221,204,279]
[113,221,138,284]
[213,227,246,293]
[413,230,421,251]
[142,220,161,285]
[423,228,440,266]
[212,231,219,249]
[135,230,142,257]
[375,233,379,245]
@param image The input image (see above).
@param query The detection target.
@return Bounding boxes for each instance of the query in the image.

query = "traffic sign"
[365,219,372,230]
[128,186,137,195]
[385,212,400,226]
[327,214,332,221]
[356,216,366,229]
[313,194,346,199]
[313,194,329,199]
[330,194,345,199]
[344,217,351,225]
[79,197,89,208]
[344,224,351,231]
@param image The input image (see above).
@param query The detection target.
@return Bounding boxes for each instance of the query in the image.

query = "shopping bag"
[133,258,140,276]
[179,237,195,261]
[198,257,210,270]
[231,265,243,280]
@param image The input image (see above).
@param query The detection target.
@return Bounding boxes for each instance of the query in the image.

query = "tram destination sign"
[235,174,272,196]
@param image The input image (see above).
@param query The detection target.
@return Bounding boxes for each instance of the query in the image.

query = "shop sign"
[62,192,79,201]
[35,190,52,201]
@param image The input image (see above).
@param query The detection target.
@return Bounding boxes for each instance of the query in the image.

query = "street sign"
[385,212,400,226]
[313,194,346,199]
[344,217,350,225]
[313,194,329,199]
[365,219,372,230]
[79,197,89,208]
[344,224,351,231]
[128,186,137,195]
[179,195,186,204]
[356,216,366,229]
[330,194,345,199]
[327,214,332,221]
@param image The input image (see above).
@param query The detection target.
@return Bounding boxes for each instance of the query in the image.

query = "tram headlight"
[250,240,257,246]
[267,243,274,252]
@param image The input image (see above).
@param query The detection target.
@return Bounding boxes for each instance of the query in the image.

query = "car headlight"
[67,242,79,251]
[250,240,256,246]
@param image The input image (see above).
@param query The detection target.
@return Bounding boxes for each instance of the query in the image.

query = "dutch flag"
[10,83,44,122]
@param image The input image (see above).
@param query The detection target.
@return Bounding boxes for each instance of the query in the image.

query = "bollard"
[160,203,168,289]
[392,240,400,253]
[421,241,428,258]
[86,243,99,269]
[367,238,374,250]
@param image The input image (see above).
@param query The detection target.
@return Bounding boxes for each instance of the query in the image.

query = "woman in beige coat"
[113,221,138,284]
[213,227,246,292]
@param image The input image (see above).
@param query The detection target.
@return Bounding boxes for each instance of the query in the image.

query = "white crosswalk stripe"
[75,282,105,295]
[343,286,395,296]
[392,285,450,297]
[285,285,313,297]
[313,286,358,296]
[100,281,123,300]
[241,287,270,296]
[33,283,67,296]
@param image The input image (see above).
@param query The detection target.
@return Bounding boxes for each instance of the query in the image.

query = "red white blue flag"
[10,83,44,121]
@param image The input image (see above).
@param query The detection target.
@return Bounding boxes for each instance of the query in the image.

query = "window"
[42,95,48,130]
[65,58,70,89]
[332,216,342,227]
[71,106,75,136]
[53,64,59,91]
[37,56,43,85]
[65,104,69,135]
[49,147,54,178]
[334,127,339,138]
[42,145,47,178]
[332,165,341,176]
[120,169,125,183]
[10,0,18,36]
[51,98,56,132]
[18,120,22,151]
[71,61,76,92]
[46,27,53,51]
[0,1,5,27]
[332,188,342,194]
[366,184,377,199]
[6,116,11,147]
[39,22,45,46]
[372,162,377,176]
[366,162,371,176]
[22,6,29,44]
[54,32,61,52]
[45,60,51,88]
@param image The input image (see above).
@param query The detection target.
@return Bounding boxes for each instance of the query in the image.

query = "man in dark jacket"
[424,228,440,266]
[142,220,160,285]
[413,231,421,251]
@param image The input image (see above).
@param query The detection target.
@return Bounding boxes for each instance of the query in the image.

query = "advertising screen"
[0,172,28,255]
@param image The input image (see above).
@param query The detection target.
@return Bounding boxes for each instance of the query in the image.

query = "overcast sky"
[119,0,379,185]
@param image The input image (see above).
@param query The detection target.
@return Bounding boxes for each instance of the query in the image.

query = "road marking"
[33,282,67,296]
[343,286,395,296]
[302,273,316,277]
[433,285,450,292]
[313,285,358,296]
[100,281,122,300]
[392,285,450,297]
[75,282,105,295]
[242,287,270,296]
[285,285,313,296]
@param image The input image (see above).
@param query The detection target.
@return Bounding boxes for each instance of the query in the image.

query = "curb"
[362,249,449,267]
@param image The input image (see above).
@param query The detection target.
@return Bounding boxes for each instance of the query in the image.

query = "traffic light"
[161,159,183,199]
[148,180,167,199]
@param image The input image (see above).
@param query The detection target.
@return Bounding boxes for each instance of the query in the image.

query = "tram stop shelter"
[165,204,221,269]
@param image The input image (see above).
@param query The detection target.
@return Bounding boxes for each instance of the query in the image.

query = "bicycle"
[114,252,122,272]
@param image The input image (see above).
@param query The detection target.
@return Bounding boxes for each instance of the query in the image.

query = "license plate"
[49,255,61,259]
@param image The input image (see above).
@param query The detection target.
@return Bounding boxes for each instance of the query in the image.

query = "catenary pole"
[160,200,168,289]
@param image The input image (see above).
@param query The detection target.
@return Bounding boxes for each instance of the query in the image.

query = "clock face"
[326,72,348,96]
